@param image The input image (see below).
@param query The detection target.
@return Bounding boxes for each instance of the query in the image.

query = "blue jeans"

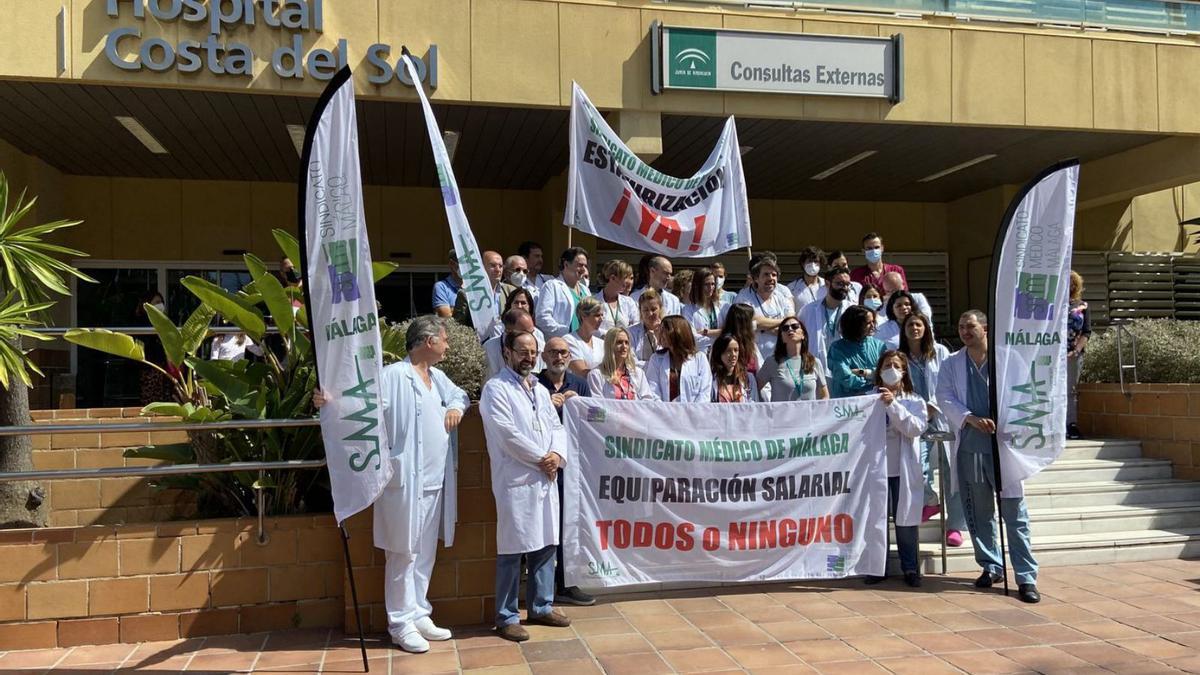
[495,544,556,627]
[888,476,920,574]
[957,454,1038,585]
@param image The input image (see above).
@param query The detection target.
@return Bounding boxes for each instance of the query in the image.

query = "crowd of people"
[315,234,1073,652]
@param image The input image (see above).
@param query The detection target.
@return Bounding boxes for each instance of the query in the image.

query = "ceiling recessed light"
[917,154,997,182]
[115,116,168,155]
[810,150,877,181]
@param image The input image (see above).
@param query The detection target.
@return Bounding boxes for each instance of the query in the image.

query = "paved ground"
[3,560,1200,674]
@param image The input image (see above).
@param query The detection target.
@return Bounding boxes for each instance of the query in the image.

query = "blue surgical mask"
[865,298,882,311]
[864,248,883,264]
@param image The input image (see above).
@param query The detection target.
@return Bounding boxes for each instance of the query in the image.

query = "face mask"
[864,298,882,311]
[285,269,300,283]
[510,271,527,287]
[829,287,848,301]
[715,276,725,290]
[804,262,821,277]
[152,302,166,313]
[864,248,883,264]
[881,367,903,387]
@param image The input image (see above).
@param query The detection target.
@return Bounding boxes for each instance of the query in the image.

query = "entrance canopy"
[0,80,1164,203]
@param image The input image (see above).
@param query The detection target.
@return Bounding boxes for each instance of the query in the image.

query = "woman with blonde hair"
[586,327,657,400]
[564,296,606,377]
[628,288,664,366]
[1067,270,1091,440]
[594,259,638,335]
[646,316,712,402]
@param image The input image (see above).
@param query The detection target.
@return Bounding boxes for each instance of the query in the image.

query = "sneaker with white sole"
[415,616,452,641]
[392,630,429,654]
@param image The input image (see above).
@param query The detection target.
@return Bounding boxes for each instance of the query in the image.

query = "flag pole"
[295,64,371,672]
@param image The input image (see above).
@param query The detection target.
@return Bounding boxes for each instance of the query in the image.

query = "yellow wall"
[3,0,1200,134]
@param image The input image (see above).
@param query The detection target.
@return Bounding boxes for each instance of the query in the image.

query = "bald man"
[454,250,516,335]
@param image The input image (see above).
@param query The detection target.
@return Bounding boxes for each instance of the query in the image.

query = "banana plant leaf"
[63,328,146,363]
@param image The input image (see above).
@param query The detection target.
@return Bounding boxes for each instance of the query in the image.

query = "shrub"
[1081,319,1200,383]
[380,317,486,399]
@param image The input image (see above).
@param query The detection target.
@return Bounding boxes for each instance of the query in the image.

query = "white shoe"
[392,630,429,654]
[415,616,452,641]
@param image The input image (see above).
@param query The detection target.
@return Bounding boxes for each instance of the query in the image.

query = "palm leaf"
[272,229,301,275]
[180,276,265,340]
[144,302,184,366]
[63,328,147,362]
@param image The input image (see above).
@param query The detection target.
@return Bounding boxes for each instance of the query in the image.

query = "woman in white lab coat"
[564,296,606,377]
[627,289,663,366]
[866,350,929,588]
[646,316,712,403]
[586,327,657,400]
[594,259,639,336]
[683,267,727,353]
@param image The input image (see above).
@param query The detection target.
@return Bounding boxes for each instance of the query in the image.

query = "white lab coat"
[787,277,825,313]
[564,331,605,371]
[645,351,712,402]
[628,322,659,367]
[936,348,1024,499]
[593,291,639,335]
[910,343,951,407]
[875,319,901,350]
[632,286,683,317]
[483,330,545,379]
[373,360,470,555]
[799,297,853,373]
[683,302,727,352]
[479,367,569,555]
[536,276,582,338]
[885,394,929,527]
[586,366,658,400]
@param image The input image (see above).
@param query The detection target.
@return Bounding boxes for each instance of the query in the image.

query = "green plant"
[379,318,486,399]
[0,172,93,528]
[1081,319,1200,384]
[64,229,400,518]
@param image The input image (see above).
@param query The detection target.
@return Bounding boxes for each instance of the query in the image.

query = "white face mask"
[152,302,166,313]
[881,367,903,387]
[804,262,821,277]
[510,271,527,287]
[715,276,725,290]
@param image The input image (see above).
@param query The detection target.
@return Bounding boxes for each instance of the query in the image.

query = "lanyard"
[783,358,808,397]
[605,296,624,327]
[705,305,718,329]
[613,368,636,400]
[823,303,844,338]
[754,292,781,320]
[569,283,587,332]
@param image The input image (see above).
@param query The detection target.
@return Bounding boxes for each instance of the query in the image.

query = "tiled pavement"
[4,560,1200,674]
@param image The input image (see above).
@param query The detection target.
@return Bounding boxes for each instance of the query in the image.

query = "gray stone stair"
[896,438,1200,574]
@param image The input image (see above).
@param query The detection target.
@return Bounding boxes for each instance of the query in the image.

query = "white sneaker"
[415,616,452,641]
[392,630,429,654]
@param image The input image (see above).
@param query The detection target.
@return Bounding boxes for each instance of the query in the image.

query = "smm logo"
[675,47,711,71]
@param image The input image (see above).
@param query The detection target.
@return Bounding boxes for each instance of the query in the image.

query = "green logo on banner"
[668,29,717,88]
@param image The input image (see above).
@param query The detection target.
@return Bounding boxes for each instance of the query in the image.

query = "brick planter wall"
[0,516,344,650]
[1077,383,1200,480]
[30,408,194,526]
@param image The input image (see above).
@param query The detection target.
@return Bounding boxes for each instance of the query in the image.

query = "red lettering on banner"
[594,520,698,551]
[637,203,656,237]
[650,214,682,249]
[689,215,706,252]
[596,520,613,550]
[609,188,632,227]
[724,514,852,550]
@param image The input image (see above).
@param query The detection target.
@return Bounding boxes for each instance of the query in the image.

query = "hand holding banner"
[565,83,752,257]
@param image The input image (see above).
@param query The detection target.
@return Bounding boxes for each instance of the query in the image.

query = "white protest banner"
[298,67,392,525]
[990,160,1080,487]
[562,396,888,587]
[565,83,752,258]
[401,51,497,340]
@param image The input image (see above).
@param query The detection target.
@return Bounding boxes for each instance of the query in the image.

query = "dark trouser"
[555,468,566,592]
[888,476,921,574]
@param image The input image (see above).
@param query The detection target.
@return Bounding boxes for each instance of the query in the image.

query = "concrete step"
[1023,478,1200,508]
[1058,438,1143,461]
[897,527,1200,574]
[900,502,1200,542]
[1028,458,1173,484]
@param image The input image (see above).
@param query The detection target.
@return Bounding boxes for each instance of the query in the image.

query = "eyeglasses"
[780,323,801,332]
[511,350,539,358]
[547,349,570,357]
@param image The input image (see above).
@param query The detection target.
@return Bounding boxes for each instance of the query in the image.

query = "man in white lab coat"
[479,331,572,642]
[314,316,469,653]
[936,310,1040,604]
[798,266,855,374]
[536,247,590,338]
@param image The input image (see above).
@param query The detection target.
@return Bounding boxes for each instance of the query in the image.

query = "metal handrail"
[1115,323,1138,394]
[31,326,282,337]
[0,417,324,544]
[922,428,956,575]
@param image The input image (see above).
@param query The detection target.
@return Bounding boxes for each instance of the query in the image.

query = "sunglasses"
[780,323,802,332]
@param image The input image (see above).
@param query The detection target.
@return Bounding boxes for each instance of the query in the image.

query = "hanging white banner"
[565,83,752,258]
[401,52,498,340]
[991,161,1080,487]
[562,396,888,587]
[299,67,392,525]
